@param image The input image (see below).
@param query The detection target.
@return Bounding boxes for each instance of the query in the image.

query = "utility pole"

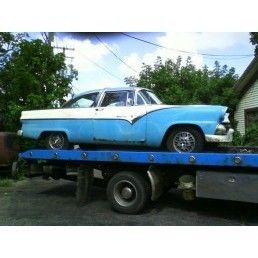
[47,33,75,76]
[41,32,78,95]
[42,33,75,62]
[48,32,54,45]
[52,46,75,62]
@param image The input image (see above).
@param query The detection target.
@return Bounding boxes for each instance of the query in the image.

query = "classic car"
[18,87,234,152]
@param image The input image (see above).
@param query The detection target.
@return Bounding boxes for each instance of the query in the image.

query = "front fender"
[145,107,224,146]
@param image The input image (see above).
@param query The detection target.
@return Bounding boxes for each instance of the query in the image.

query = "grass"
[0,178,14,187]
[0,159,28,187]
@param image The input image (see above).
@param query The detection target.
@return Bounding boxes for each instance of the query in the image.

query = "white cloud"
[90,77,121,89]
[194,32,250,50]
[145,32,204,68]
[53,36,126,93]
[120,53,142,76]
[53,36,110,74]
[119,32,204,77]
[73,76,123,93]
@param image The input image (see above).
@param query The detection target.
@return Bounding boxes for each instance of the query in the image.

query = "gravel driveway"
[0,177,258,226]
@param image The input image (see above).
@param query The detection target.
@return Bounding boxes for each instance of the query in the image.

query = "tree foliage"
[125,56,239,111]
[0,33,26,67]
[0,33,78,131]
[250,32,258,56]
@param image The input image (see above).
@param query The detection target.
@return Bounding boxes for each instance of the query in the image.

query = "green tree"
[250,32,258,56]
[0,34,77,131]
[0,33,26,68]
[126,56,239,111]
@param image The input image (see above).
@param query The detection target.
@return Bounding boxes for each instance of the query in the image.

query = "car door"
[63,92,99,143]
[93,90,147,145]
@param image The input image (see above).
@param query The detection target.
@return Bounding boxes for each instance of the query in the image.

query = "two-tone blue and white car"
[18,87,234,152]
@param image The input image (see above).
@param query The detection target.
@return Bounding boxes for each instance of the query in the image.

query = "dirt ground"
[1,176,258,226]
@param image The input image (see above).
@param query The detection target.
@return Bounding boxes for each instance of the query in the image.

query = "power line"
[94,34,137,73]
[121,33,254,58]
[199,55,254,61]
[81,53,124,82]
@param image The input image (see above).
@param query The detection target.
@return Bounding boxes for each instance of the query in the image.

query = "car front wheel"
[45,132,69,150]
[166,127,204,153]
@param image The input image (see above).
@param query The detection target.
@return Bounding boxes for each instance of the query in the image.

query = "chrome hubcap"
[114,180,137,207]
[121,187,133,199]
[49,134,65,149]
[173,131,196,152]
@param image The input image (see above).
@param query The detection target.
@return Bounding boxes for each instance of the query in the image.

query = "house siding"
[234,79,258,135]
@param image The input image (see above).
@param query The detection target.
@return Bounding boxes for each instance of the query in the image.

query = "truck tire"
[107,171,150,214]
[166,126,204,152]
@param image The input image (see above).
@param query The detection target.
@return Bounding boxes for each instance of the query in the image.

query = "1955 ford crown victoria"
[18,87,234,152]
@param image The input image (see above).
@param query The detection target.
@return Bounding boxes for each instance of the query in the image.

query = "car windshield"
[139,90,162,105]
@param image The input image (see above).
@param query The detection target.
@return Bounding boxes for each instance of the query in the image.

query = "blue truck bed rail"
[19,149,258,168]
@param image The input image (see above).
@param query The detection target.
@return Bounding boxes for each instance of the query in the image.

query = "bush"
[232,123,258,146]
[243,123,258,146]
[231,130,244,146]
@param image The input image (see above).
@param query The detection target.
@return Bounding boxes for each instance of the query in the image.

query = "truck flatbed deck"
[20,149,258,168]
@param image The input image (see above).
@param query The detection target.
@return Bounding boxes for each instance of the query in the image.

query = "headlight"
[215,124,227,135]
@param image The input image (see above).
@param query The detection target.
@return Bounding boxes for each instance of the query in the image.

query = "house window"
[245,107,258,128]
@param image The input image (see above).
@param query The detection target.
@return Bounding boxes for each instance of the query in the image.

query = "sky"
[35,32,255,94]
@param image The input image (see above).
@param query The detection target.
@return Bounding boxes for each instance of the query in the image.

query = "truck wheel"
[107,171,150,214]
[166,127,204,153]
[45,132,69,150]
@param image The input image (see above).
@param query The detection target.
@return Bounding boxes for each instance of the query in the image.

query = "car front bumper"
[205,128,234,143]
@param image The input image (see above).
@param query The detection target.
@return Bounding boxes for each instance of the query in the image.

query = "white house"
[234,56,258,135]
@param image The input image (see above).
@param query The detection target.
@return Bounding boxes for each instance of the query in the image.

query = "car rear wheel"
[107,171,151,214]
[45,132,70,150]
[166,127,204,153]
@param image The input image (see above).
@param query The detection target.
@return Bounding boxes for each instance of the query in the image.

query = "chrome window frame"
[98,90,135,107]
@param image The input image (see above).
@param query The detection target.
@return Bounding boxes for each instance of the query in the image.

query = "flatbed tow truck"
[19,147,258,214]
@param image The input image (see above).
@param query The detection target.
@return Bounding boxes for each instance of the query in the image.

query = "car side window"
[64,92,99,108]
[100,91,128,107]
[136,93,145,105]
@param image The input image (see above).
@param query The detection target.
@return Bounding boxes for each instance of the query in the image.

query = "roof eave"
[235,56,258,94]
